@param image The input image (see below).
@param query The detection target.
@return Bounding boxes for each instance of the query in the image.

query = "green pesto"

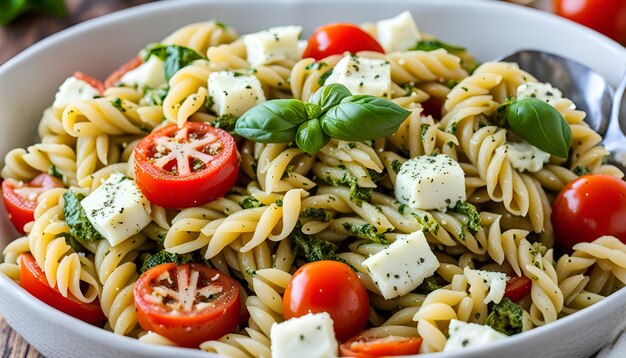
[62,191,104,242]
[485,298,524,336]
[342,223,389,245]
[140,250,195,274]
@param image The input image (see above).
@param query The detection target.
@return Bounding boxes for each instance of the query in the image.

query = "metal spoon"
[496,50,626,170]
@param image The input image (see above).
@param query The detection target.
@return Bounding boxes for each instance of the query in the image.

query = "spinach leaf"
[1,0,66,25]
[321,95,410,141]
[310,83,352,113]
[235,99,308,143]
[145,44,204,81]
[296,119,330,155]
[63,191,104,242]
[410,39,466,53]
[505,98,571,158]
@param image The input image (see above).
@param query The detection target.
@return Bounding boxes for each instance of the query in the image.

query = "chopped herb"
[63,191,104,242]
[300,208,333,222]
[143,85,169,105]
[391,160,402,174]
[214,20,227,29]
[417,276,441,294]
[245,267,257,277]
[290,229,348,265]
[305,61,327,71]
[144,43,205,81]
[485,298,524,336]
[342,223,389,245]
[241,196,264,209]
[318,69,333,86]
[140,250,195,274]
[453,200,481,233]
[573,165,591,176]
[410,39,466,53]
[48,165,63,180]
[212,114,238,133]
[111,98,125,112]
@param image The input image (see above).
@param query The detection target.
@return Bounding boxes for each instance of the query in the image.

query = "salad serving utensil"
[497,50,626,171]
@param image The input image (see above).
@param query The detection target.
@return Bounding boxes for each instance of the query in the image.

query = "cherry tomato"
[104,57,143,88]
[554,0,626,45]
[2,173,64,233]
[552,174,626,250]
[340,334,423,358]
[73,71,104,94]
[504,275,532,302]
[133,122,239,208]
[134,263,240,348]
[302,23,384,61]
[19,253,106,323]
[283,260,369,342]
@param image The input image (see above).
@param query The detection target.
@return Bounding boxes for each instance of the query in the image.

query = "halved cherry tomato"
[554,0,626,45]
[134,263,240,348]
[283,260,369,342]
[104,57,143,88]
[552,174,626,250]
[19,253,106,323]
[2,173,64,233]
[504,275,532,302]
[340,334,423,358]
[302,23,384,61]
[73,71,104,94]
[133,122,239,208]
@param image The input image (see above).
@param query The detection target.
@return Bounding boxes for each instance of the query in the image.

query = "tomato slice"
[340,334,423,358]
[552,174,626,250]
[73,71,104,94]
[104,57,143,88]
[133,122,239,208]
[2,173,64,233]
[134,263,240,347]
[19,253,105,323]
[302,23,384,60]
[504,275,532,302]
[283,260,369,342]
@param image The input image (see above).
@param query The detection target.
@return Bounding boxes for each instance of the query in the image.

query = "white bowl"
[1,0,625,357]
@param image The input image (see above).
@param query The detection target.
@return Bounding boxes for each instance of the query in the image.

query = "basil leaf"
[145,44,204,81]
[235,99,308,143]
[296,119,330,155]
[63,191,104,242]
[310,83,352,113]
[304,102,321,119]
[320,95,411,141]
[506,98,571,158]
[410,39,465,53]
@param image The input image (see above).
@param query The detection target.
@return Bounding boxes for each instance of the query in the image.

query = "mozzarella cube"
[270,312,338,358]
[53,76,101,109]
[81,173,151,247]
[244,26,303,67]
[376,11,422,52]
[516,81,564,105]
[394,154,465,211]
[325,55,391,98]
[119,56,167,89]
[465,267,507,305]
[362,231,439,299]
[208,71,266,116]
[505,141,550,173]
[444,320,507,352]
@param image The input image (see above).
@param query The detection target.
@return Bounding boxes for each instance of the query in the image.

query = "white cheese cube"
[325,55,391,98]
[394,154,465,211]
[516,81,564,104]
[465,267,507,305]
[270,312,338,358]
[208,71,266,116]
[505,141,550,173]
[376,11,422,52]
[53,76,101,109]
[362,231,439,299]
[244,26,303,67]
[444,319,507,352]
[81,173,152,247]
[119,56,167,89]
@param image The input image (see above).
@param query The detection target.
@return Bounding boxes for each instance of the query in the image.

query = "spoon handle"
[604,67,626,167]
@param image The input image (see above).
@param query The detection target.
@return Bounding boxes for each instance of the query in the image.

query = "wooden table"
[0,1,155,355]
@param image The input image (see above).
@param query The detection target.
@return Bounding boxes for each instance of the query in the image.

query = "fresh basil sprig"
[145,44,204,81]
[496,97,571,158]
[235,84,410,154]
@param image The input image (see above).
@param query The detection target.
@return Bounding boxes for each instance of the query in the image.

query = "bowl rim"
[1,0,625,356]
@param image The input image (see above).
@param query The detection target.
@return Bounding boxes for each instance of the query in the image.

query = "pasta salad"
[1,11,625,357]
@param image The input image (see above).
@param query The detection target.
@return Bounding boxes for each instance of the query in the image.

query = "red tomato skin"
[302,23,384,60]
[73,71,104,94]
[2,173,63,234]
[104,57,143,88]
[283,261,369,342]
[552,174,626,250]
[19,254,106,323]
[133,122,239,209]
[554,0,626,45]
[339,335,423,358]
[134,263,240,348]
[504,275,532,302]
